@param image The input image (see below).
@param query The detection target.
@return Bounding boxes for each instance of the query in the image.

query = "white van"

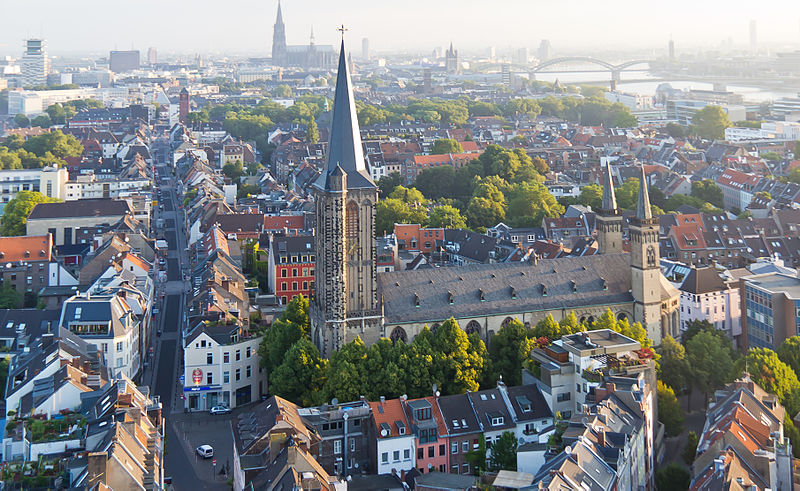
[196,445,214,458]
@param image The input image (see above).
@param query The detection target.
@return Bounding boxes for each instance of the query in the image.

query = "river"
[533,70,800,103]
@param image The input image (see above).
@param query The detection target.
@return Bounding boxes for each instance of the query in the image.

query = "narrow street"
[142,160,229,489]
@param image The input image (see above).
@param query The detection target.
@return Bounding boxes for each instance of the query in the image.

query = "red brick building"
[267,235,315,304]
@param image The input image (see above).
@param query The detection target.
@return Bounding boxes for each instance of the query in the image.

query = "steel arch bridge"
[531,56,652,73]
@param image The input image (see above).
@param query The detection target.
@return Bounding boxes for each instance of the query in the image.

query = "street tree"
[686,330,735,406]
[691,105,731,140]
[655,463,690,491]
[0,191,61,236]
[488,431,518,471]
[657,335,690,394]
[777,336,800,378]
[658,381,684,437]
[737,347,800,415]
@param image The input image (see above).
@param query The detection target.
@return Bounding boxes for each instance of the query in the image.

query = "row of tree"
[356,94,638,128]
[656,320,800,458]
[375,144,559,233]
[258,296,653,409]
[0,132,83,171]
[561,178,725,215]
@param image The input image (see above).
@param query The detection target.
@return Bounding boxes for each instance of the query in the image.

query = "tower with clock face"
[310,36,382,357]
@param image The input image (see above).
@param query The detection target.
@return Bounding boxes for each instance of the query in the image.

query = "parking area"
[171,411,236,486]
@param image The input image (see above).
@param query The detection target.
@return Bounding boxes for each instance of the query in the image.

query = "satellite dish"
[380,429,388,437]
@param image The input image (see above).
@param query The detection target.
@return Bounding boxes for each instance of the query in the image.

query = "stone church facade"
[312,40,680,355]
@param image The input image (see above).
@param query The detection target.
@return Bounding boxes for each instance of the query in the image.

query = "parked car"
[196,445,214,458]
[210,405,231,415]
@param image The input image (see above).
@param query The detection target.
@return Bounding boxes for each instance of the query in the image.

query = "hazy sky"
[2,0,800,57]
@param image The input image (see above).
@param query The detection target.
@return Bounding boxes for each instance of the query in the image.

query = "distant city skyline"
[1,0,799,57]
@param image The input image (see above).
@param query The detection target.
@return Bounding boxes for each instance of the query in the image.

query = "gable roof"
[0,235,52,262]
[680,266,726,294]
[29,198,131,220]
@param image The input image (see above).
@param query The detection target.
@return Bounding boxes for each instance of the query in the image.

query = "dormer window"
[414,293,420,308]
[540,284,547,297]
[24,251,30,258]
[448,291,454,305]
[571,280,577,293]
[479,289,485,301]
[491,416,504,426]
[510,286,517,299]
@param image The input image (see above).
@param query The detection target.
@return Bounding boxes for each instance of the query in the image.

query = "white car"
[210,405,231,415]
[196,445,214,458]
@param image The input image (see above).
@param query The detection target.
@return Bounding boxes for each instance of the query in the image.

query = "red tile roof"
[0,235,52,262]
[263,215,305,231]
[368,398,410,439]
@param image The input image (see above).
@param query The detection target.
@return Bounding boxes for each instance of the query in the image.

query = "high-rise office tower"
[668,39,675,61]
[750,20,757,53]
[538,39,551,62]
[109,50,140,73]
[21,39,49,87]
[147,47,158,65]
[362,38,370,60]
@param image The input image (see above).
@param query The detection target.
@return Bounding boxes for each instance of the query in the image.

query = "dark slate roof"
[313,39,375,191]
[436,393,481,436]
[468,388,515,431]
[28,198,132,220]
[378,254,634,324]
[680,266,726,294]
[506,384,553,422]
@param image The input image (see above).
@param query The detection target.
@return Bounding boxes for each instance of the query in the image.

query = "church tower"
[272,1,287,66]
[596,161,622,254]
[311,35,381,357]
[630,166,663,341]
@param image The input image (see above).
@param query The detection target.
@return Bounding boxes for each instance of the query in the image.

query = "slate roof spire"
[636,165,652,220]
[314,34,375,191]
[600,161,617,213]
[275,0,283,25]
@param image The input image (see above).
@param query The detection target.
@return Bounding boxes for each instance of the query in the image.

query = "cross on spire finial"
[338,24,348,40]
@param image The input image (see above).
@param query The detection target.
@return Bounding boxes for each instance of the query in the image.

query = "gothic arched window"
[501,317,514,328]
[346,201,359,239]
[646,246,656,268]
[390,326,407,344]
[465,320,481,336]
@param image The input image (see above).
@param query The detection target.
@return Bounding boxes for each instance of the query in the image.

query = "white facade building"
[679,266,742,346]
[183,327,266,411]
[21,39,49,87]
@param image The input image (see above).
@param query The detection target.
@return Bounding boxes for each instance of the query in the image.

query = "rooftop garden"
[0,455,65,488]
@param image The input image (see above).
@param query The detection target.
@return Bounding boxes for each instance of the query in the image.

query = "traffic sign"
[212,459,216,465]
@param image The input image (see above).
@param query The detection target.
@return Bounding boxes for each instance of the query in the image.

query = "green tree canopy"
[683,431,699,465]
[657,335,690,393]
[0,191,61,236]
[690,180,724,209]
[778,336,800,378]
[377,172,403,199]
[430,139,463,155]
[428,205,466,229]
[686,330,735,405]
[488,431,518,471]
[14,114,30,128]
[270,337,328,407]
[655,463,690,491]
[488,320,532,386]
[658,381,685,437]
[691,105,732,140]
[30,114,52,128]
[22,130,83,160]
[665,123,685,138]
[736,348,800,415]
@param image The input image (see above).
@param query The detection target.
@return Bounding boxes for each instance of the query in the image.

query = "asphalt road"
[166,231,178,253]
[167,258,180,281]
[164,295,180,333]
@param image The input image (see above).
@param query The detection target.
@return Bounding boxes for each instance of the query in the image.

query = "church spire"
[314,34,375,191]
[600,161,617,212]
[275,0,283,25]
[636,165,652,220]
